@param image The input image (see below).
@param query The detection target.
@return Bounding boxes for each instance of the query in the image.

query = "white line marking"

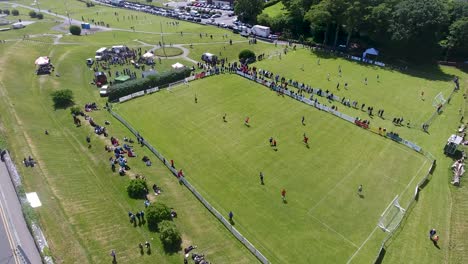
[307,163,362,215]
[346,226,379,264]
[309,215,358,248]
[399,160,428,198]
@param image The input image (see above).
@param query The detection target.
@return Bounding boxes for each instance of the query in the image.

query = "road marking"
[0,184,20,264]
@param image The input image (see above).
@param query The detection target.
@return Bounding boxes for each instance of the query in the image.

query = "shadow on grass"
[311,49,455,81]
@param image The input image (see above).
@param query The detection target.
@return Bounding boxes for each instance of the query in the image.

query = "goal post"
[432,92,446,108]
[378,195,406,233]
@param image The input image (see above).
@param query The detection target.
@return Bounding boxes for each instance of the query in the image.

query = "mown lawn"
[116,74,431,263]
[0,40,257,263]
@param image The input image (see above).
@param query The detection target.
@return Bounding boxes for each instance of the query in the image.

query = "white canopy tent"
[142,52,154,58]
[35,56,50,65]
[362,48,379,58]
[171,62,185,69]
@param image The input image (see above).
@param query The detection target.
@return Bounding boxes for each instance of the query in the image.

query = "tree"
[442,18,468,60]
[51,89,74,109]
[146,0,153,2]
[234,0,263,24]
[146,203,172,231]
[390,0,449,46]
[238,49,256,64]
[126,179,148,199]
[306,2,332,45]
[159,220,182,252]
[69,25,81,35]
[29,11,37,18]
[11,10,19,16]
[3,9,10,15]
[36,13,44,19]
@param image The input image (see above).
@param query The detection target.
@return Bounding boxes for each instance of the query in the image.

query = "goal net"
[378,195,406,233]
[432,92,446,107]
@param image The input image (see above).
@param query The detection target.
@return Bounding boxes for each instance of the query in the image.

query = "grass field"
[0,0,467,263]
[154,47,184,57]
[115,74,431,263]
[262,2,287,18]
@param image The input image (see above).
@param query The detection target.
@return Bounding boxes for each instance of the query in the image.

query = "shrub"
[29,11,37,18]
[126,179,148,199]
[108,68,191,101]
[70,106,82,116]
[36,13,44,19]
[69,25,81,35]
[238,49,256,64]
[3,9,10,15]
[51,89,74,109]
[146,203,172,231]
[11,10,19,16]
[159,220,182,252]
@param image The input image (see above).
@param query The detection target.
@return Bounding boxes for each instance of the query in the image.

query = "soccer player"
[259,172,264,185]
[269,137,273,146]
[223,113,227,122]
[358,184,363,194]
[273,139,277,147]
[229,211,234,222]
[301,116,305,125]
[281,189,286,202]
[303,134,309,146]
[194,95,198,103]
[245,117,250,126]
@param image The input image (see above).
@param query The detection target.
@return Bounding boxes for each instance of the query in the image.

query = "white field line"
[399,160,428,198]
[309,215,358,248]
[307,163,362,215]
[346,226,379,264]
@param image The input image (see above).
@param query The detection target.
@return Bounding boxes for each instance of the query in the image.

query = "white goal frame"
[378,195,406,233]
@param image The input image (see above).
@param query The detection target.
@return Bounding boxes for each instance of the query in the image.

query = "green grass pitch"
[115,74,431,263]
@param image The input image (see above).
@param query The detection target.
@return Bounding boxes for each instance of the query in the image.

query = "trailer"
[251,25,270,38]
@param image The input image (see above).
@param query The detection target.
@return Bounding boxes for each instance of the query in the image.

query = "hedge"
[108,68,191,101]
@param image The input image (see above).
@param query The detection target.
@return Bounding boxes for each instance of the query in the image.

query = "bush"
[126,179,148,199]
[3,9,10,15]
[29,11,37,18]
[36,13,43,19]
[11,10,19,16]
[159,220,182,252]
[146,203,172,231]
[70,106,82,116]
[69,25,81,35]
[238,49,256,64]
[108,68,191,101]
[51,89,74,109]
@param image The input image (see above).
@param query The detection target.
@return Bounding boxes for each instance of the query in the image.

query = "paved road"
[0,161,42,264]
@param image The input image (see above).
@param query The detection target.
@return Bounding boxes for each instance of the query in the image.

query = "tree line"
[235,0,468,62]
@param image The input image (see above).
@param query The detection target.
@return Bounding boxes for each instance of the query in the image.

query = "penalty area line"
[346,226,379,264]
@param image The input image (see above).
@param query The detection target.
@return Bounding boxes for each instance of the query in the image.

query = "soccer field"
[116,74,430,263]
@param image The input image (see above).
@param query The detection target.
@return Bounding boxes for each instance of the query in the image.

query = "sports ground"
[0,0,467,263]
[115,74,431,263]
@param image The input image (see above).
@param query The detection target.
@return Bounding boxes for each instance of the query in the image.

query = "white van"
[95,47,107,61]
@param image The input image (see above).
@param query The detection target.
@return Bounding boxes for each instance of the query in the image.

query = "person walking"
[228,211,233,222]
[281,189,286,202]
[259,172,264,185]
[301,116,305,125]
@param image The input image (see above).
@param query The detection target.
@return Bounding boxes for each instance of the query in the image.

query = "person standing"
[110,249,116,262]
[223,113,227,122]
[281,189,286,202]
[228,211,233,222]
[259,172,264,185]
[301,116,305,125]
[245,117,250,126]
[358,184,363,194]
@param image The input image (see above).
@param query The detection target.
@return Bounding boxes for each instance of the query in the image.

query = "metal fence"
[108,109,270,264]
[372,158,436,264]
